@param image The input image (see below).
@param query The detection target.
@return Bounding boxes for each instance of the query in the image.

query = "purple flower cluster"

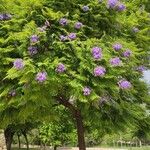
[118,80,132,89]
[8,90,16,97]
[82,6,89,12]
[136,66,146,72]
[28,46,38,55]
[13,59,24,70]
[30,35,39,43]
[123,49,132,57]
[113,43,122,51]
[107,0,126,11]
[94,66,106,77]
[132,27,139,33]
[28,35,39,55]
[60,33,77,41]
[83,87,91,96]
[0,13,12,21]
[36,72,47,83]
[110,57,121,66]
[107,0,118,8]
[60,35,68,41]
[56,63,66,73]
[74,22,83,29]
[68,33,76,40]
[59,18,68,26]
[92,47,102,60]
[117,3,126,11]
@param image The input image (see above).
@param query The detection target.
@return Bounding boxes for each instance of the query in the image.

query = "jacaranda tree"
[0,0,150,150]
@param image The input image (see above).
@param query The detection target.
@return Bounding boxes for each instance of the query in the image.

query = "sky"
[143,70,150,85]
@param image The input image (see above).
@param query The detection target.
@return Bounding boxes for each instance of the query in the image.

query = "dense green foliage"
[0,0,150,148]
[39,107,77,147]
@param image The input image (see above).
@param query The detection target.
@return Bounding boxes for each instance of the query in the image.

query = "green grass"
[128,146,150,150]
[12,146,150,150]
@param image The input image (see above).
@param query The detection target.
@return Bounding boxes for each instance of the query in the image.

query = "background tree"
[2,122,39,150]
[0,0,150,150]
[39,106,77,150]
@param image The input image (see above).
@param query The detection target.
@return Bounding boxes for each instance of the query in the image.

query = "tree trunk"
[17,133,21,149]
[54,145,57,150]
[4,127,14,150]
[0,130,7,150]
[22,131,29,150]
[139,140,142,147]
[75,110,86,150]
[57,96,86,150]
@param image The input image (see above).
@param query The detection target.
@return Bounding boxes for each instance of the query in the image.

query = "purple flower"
[92,47,102,60]
[94,66,106,77]
[0,14,12,21]
[28,46,38,55]
[60,35,68,41]
[13,59,24,70]
[36,72,47,83]
[107,0,118,8]
[56,63,66,73]
[83,87,91,96]
[68,33,76,40]
[110,57,121,66]
[118,80,132,89]
[3,14,12,20]
[30,35,39,43]
[92,47,102,54]
[117,3,126,11]
[82,6,89,12]
[123,49,132,57]
[113,43,122,51]
[74,22,83,29]
[59,18,68,26]
[132,27,139,33]
[9,90,16,97]
[0,14,4,20]
[136,66,146,72]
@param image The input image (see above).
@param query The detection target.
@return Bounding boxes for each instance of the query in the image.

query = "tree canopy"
[0,0,150,150]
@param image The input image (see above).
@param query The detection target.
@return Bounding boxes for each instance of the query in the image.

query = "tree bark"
[57,96,86,150]
[75,110,86,150]
[17,133,21,149]
[4,127,14,150]
[54,145,57,150]
[22,131,29,150]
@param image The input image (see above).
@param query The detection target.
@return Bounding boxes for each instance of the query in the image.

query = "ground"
[11,146,150,150]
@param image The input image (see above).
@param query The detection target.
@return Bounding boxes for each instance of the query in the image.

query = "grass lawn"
[128,146,150,150]
[12,146,150,150]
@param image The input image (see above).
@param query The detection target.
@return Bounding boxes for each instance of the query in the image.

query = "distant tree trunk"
[4,127,14,150]
[139,140,142,147]
[22,131,29,150]
[54,145,57,150]
[17,133,21,149]
[57,96,86,150]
